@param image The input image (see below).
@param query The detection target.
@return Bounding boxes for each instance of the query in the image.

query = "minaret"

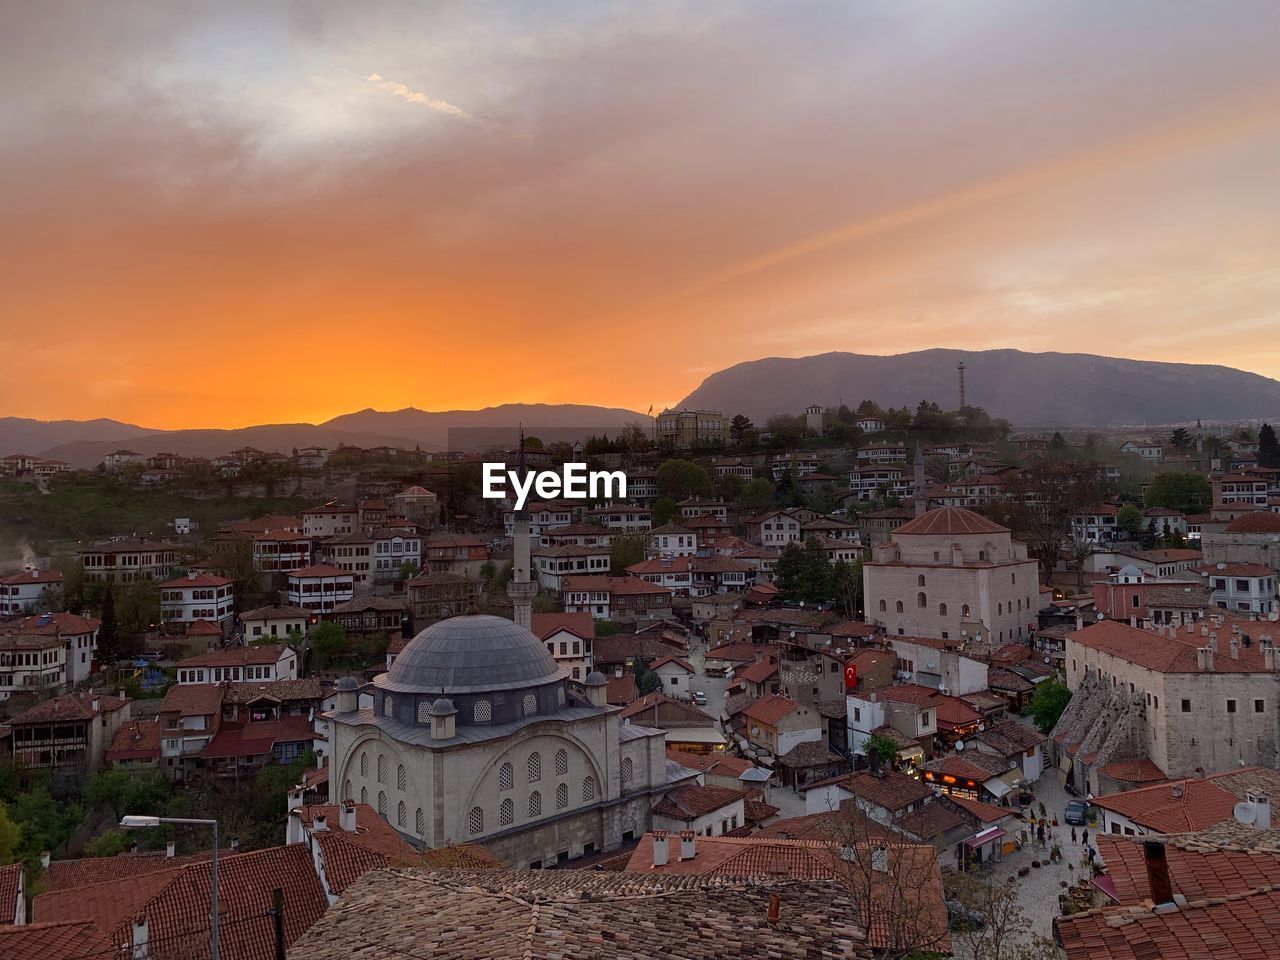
[507,428,537,631]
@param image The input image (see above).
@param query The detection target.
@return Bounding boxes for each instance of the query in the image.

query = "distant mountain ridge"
[676,349,1280,426]
[1,404,647,468]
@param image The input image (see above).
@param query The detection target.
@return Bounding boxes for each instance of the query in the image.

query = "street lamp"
[121,815,220,960]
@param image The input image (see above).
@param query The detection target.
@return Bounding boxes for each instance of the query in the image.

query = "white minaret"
[507,429,537,630]
[913,443,927,518]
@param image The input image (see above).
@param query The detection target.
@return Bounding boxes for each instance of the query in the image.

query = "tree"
[831,559,863,619]
[651,497,679,526]
[729,414,754,445]
[633,659,662,695]
[799,537,832,601]
[655,459,712,501]
[86,769,135,821]
[1144,471,1212,514]
[773,542,805,599]
[610,534,648,575]
[11,786,83,863]
[82,830,129,858]
[864,732,899,768]
[734,478,775,514]
[945,870,1060,960]
[311,622,348,670]
[1116,503,1143,539]
[713,472,745,503]
[616,421,651,454]
[1027,676,1070,734]
[1259,423,1280,468]
[97,587,120,670]
[0,801,19,864]
[1168,426,1192,449]
[988,462,1109,581]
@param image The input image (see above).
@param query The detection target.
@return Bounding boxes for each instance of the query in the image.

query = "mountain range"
[677,349,1280,426]
[7,349,1280,466]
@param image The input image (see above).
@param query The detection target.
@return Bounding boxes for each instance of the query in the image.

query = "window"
[377,791,387,816]
[582,776,596,802]
[469,807,483,835]
[529,791,542,817]
[343,779,352,802]
[917,592,926,608]
[500,798,514,826]
[1256,699,1265,713]
[556,749,568,775]
[939,603,947,616]
[359,751,368,777]
[523,693,537,716]
[1227,699,1237,714]
[397,764,406,791]
[360,786,368,804]
[474,700,492,723]
[499,762,513,790]
[917,574,926,587]
[1181,699,1191,713]
[621,757,633,783]
[879,599,887,612]
[528,752,542,782]
[383,695,394,717]
[397,801,406,826]
[417,700,432,723]
[895,601,903,613]
[377,755,387,783]
[556,782,569,809]
[962,604,970,618]
[415,807,425,834]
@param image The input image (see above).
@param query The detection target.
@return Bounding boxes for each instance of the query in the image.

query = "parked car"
[692,690,707,705]
[1064,800,1088,826]
[946,900,986,931]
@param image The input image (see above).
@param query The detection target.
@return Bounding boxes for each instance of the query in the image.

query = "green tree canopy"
[311,622,348,669]
[610,534,648,575]
[1116,503,1143,539]
[97,587,120,668]
[734,478,775,514]
[655,459,712,501]
[0,801,19,864]
[864,732,898,768]
[1144,472,1212,514]
[651,497,679,527]
[1259,423,1280,469]
[1028,677,1071,734]
[773,542,805,599]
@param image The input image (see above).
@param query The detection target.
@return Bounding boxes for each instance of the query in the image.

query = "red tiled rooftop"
[529,611,595,641]
[0,920,114,960]
[892,506,1007,537]
[1090,779,1239,834]
[741,694,800,726]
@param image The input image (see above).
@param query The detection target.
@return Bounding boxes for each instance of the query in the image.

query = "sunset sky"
[3,1,1280,429]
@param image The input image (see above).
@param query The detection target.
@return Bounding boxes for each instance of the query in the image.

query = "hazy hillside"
[322,404,647,449]
[0,417,160,457]
[677,349,1280,426]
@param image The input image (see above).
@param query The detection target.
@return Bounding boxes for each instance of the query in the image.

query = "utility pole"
[957,362,966,410]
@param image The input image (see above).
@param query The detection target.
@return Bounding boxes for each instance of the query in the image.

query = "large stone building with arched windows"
[327,614,669,866]
[864,506,1042,645]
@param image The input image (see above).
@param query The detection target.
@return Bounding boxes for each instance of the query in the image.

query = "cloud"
[364,72,473,121]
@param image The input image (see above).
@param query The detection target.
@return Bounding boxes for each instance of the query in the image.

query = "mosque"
[327,444,669,866]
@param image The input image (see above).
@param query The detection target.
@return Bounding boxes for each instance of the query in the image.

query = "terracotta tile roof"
[923,752,1008,783]
[898,799,968,840]
[1098,758,1167,784]
[649,655,695,673]
[974,718,1045,756]
[288,866,880,960]
[327,595,407,613]
[40,851,210,894]
[0,920,114,960]
[0,612,99,638]
[159,683,224,718]
[743,799,780,823]
[1193,560,1273,577]
[224,678,325,704]
[159,571,233,589]
[104,718,162,762]
[1057,887,1280,960]
[200,715,314,759]
[0,862,21,923]
[1090,779,1239,834]
[1099,836,1280,904]
[947,793,1015,824]
[287,563,351,578]
[0,569,63,585]
[734,655,779,684]
[239,604,312,621]
[419,843,502,869]
[1067,620,1276,674]
[8,693,127,725]
[180,644,290,668]
[706,641,776,663]
[845,769,934,812]
[665,749,754,779]
[1225,511,1280,533]
[561,574,672,595]
[185,618,223,637]
[653,785,748,820]
[742,694,800,726]
[755,812,847,840]
[107,843,327,960]
[776,739,842,768]
[35,865,187,938]
[529,611,595,641]
[605,672,636,705]
[891,506,1007,536]
[878,683,942,707]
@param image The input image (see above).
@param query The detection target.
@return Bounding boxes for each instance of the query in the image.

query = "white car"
[692,690,707,705]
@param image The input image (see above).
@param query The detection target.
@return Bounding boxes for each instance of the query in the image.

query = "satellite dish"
[978,723,986,732]
[1008,759,1018,770]
[1096,612,1105,621]
[1234,801,1257,825]
[955,740,965,751]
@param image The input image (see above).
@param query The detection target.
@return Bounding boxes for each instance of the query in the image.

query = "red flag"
[843,663,857,690]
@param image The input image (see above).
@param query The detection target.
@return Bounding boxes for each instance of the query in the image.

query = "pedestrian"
[1087,846,1095,864]
[1071,826,1077,844]
[1082,828,1090,846]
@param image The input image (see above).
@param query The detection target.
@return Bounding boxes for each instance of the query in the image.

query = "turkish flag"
[844,663,858,690]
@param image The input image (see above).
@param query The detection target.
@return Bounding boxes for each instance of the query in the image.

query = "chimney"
[287,787,304,812]
[165,840,175,859]
[652,830,670,867]
[679,830,696,861]
[1197,646,1214,672]
[187,570,197,581]
[766,893,781,925]
[340,799,357,833]
[1142,840,1175,905]
[1208,632,1218,654]
[1249,793,1271,831]
[286,809,304,845]
[40,851,50,868]
[91,697,100,713]
[1265,644,1278,672]
[230,837,240,852]
[1230,638,1240,660]
[131,915,150,960]
[913,445,926,518]
[1170,783,1184,799]
[313,814,328,832]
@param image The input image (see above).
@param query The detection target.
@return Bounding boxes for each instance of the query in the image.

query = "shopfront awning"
[965,826,1006,849]
[983,776,1012,798]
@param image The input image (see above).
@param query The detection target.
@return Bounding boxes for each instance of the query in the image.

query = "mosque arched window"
[342,779,352,802]
[417,700,432,723]
[360,786,368,804]
[528,752,541,782]
[939,603,947,617]
[556,782,568,809]
[557,687,565,706]
[621,757,633,783]
[500,798,514,826]
[895,601,904,613]
[523,693,537,716]
[377,791,387,817]
[415,807,425,834]
[397,764,406,791]
[879,599,887,612]
[383,695,394,718]
[529,791,542,817]
[962,604,971,618]
[499,762,513,791]
[555,749,568,776]
[377,755,388,783]
[917,592,926,608]
[397,801,406,827]
[359,752,368,777]
[474,700,491,723]
[917,574,926,587]
[468,807,483,835]
[582,776,596,802]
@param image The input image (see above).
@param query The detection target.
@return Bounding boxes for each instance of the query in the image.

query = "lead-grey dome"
[379,614,566,694]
